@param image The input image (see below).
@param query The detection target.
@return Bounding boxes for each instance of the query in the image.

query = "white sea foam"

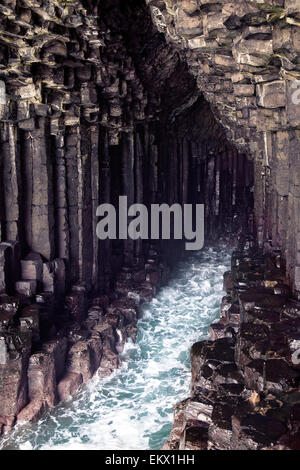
[0,247,231,450]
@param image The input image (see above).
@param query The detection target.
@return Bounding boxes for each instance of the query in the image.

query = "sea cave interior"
[0,0,300,451]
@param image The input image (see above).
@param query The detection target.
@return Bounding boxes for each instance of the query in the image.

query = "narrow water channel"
[0,247,231,450]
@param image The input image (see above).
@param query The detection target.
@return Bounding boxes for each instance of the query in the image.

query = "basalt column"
[147,0,300,292]
[167,99,254,243]
[99,128,112,293]
[66,126,83,285]
[134,129,145,264]
[121,132,135,267]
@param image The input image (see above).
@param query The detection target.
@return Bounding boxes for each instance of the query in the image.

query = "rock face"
[164,238,300,450]
[0,0,299,444]
[147,0,300,292]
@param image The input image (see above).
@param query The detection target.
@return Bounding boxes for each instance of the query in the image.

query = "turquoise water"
[0,247,230,450]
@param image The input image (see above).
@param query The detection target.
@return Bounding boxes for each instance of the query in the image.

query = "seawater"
[0,247,231,450]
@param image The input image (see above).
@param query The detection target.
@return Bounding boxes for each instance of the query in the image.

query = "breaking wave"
[0,247,230,450]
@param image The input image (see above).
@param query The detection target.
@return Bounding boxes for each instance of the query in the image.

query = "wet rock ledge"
[164,240,300,451]
[0,246,170,437]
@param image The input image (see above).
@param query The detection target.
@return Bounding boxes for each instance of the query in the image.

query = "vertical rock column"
[286,131,300,292]
[134,131,144,263]
[53,133,69,262]
[205,145,215,239]
[22,126,54,260]
[65,127,83,284]
[81,124,94,291]
[167,134,177,206]
[1,123,19,242]
[90,126,101,291]
[99,129,111,292]
[121,131,135,266]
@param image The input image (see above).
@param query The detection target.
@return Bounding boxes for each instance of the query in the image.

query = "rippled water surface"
[1,247,230,450]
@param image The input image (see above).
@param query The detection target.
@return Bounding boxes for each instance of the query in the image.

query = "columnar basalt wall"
[0,0,254,435]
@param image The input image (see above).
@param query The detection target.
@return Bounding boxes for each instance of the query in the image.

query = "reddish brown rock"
[66,341,94,383]
[42,337,68,383]
[98,341,122,378]
[87,333,103,372]
[17,399,46,424]
[0,330,32,429]
[27,352,57,408]
[57,372,83,402]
